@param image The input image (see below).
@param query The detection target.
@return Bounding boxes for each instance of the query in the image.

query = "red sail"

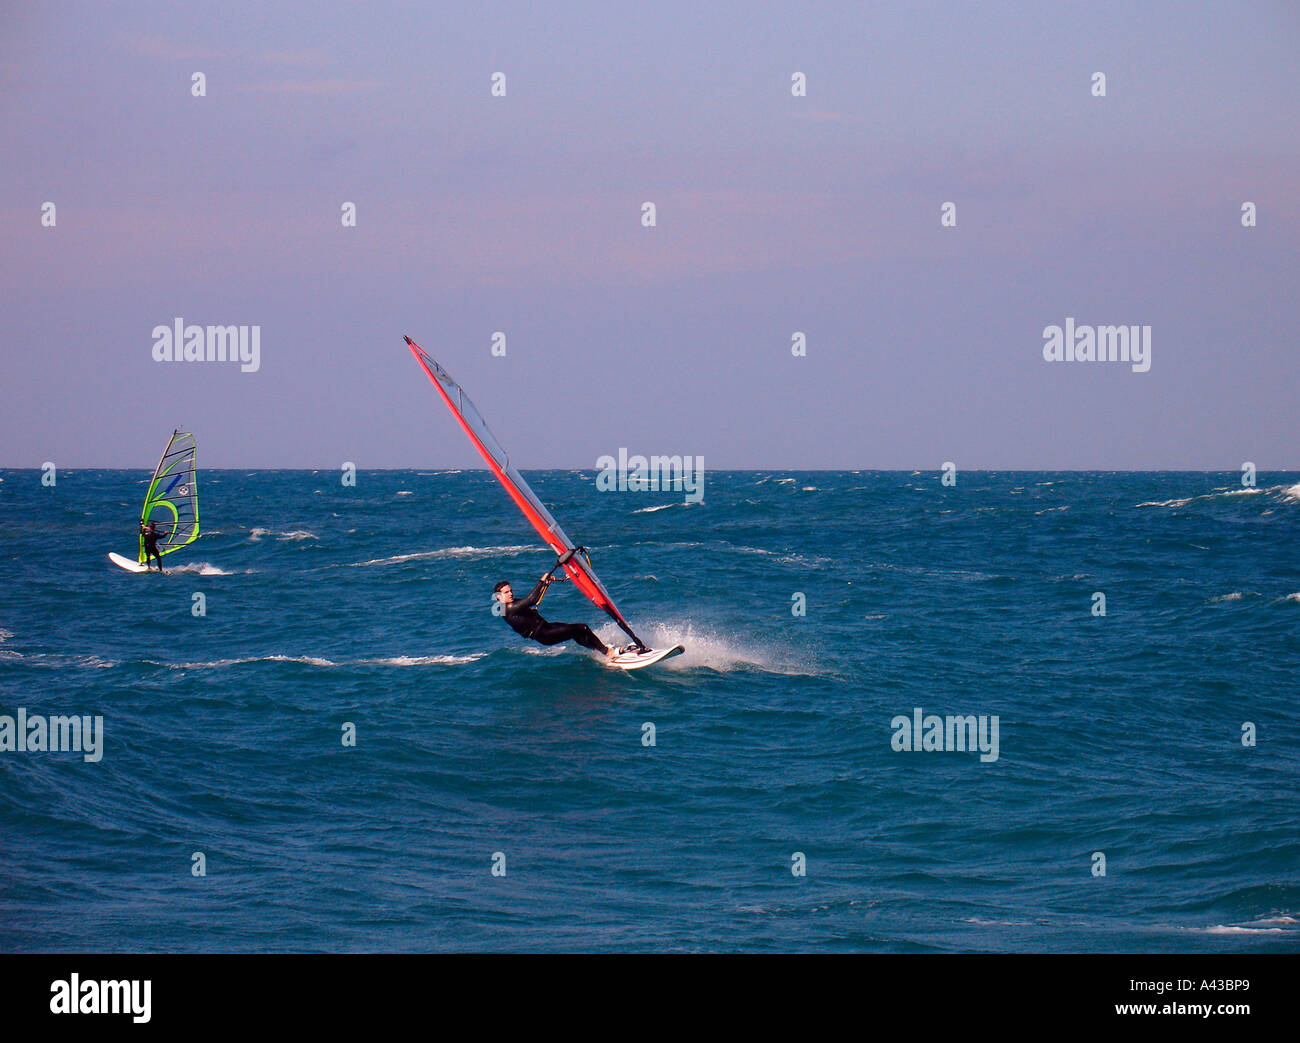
[405,336,643,646]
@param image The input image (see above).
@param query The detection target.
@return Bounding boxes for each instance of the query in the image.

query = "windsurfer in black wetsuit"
[140,520,170,573]
[495,572,618,659]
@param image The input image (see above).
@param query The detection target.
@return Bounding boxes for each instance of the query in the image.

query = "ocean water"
[1,468,1298,953]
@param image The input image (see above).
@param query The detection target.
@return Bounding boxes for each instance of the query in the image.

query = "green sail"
[138,430,199,562]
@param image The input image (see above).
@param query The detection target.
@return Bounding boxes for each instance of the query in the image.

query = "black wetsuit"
[503,579,608,654]
[141,526,166,570]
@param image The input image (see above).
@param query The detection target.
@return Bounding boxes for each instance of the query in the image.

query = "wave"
[150,654,338,669]
[164,562,242,576]
[727,544,832,568]
[360,654,487,666]
[1197,915,1299,936]
[1135,484,1296,509]
[10,653,115,669]
[145,652,489,669]
[633,503,680,514]
[250,528,317,541]
[340,544,535,568]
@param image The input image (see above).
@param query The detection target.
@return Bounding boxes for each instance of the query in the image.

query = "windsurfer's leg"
[531,622,609,654]
[568,625,608,654]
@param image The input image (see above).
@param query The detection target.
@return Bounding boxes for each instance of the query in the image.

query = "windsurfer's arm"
[510,579,549,611]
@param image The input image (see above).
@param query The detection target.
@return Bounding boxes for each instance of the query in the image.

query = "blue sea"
[1,469,1298,953]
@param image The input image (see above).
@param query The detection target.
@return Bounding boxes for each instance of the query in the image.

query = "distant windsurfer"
[495,573,618,659]
[140,520,170,573]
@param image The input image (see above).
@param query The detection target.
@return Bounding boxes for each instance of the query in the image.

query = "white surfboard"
[608,644,685,671]
[108,552,156,574]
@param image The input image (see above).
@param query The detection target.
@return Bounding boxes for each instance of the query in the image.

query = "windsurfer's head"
[493,580,512,603]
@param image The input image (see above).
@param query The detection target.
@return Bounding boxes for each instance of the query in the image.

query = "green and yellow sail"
[138,429,200,562]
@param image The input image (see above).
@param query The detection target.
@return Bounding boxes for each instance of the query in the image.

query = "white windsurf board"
[108,552,156,574]
[608,644,685,671]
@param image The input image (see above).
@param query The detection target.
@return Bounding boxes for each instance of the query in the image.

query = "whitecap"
[153,654,337,669]
[341,544,534,568]
[166,562,238,576]
[364,653,487,666]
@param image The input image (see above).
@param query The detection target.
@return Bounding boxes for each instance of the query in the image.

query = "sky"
[1,0,1297,469]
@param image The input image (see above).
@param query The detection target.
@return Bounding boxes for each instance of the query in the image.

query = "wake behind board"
[108,552,154,574]
[609,644,685,671]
